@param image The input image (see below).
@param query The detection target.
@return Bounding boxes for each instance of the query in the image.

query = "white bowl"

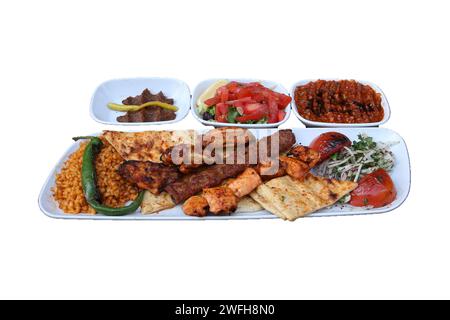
[290,79,391,127]
[90,77,190,126]
[191,78,291,128]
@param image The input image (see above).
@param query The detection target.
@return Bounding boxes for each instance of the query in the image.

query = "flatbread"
[252,174,357,221]
[103,130,196,162]
[250,190,286,219]
[141,191,175,214]
[235,196,263,213]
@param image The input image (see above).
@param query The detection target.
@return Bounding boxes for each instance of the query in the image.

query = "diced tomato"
[267,97,279,123]
[205,81,291,124]
[228,93,237,101]
[226,81,242,93]
[237,87,254,99]
[277,110,286,122]
[217,102,228,114]
[251,89,270,103]
[277,93,292,108]
[215,103,229,122]
[214,104,221,121]
[217,87,229,103]
[243,102,266,114]
[215,114,227,122]
[350,169,397,208]
[236,110,266,122]
[204,96,219,107]
[233,101,245,108]
[309,132,352,163]
[225,97,254,105]
[221,91,229,103]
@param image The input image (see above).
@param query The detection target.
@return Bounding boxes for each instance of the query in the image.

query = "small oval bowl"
[191,78,291,128]
[90,77,190,126]
[290,79,391,127]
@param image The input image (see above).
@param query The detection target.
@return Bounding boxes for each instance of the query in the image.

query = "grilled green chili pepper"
[72,136,144,216]
[107,101,178,112]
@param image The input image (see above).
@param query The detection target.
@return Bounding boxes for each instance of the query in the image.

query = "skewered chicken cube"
[182,195,209,217]
[280,156,310,181]
[255,160,286,180]
[226,168,262,198]
[202,186,238,215]
[288,145,320,168]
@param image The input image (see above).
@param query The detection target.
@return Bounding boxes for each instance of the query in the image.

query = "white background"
[0,0,448,299]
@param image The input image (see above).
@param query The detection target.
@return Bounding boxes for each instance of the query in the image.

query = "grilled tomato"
[309,132,351,163]
[350,169,397,208]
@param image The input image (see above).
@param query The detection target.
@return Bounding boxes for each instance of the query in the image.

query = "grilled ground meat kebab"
[118,160,180,194]
[164,130,296,204]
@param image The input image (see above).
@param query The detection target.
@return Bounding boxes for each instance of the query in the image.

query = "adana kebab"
[118,128,255,190]
[117,129,297,207]
[164,129,296,204]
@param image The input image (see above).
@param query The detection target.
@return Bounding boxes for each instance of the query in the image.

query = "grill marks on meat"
[287,145,320,168]
[117,88,176,123]
[182,196,209,217]
[255,129,296,159]
[116,129,297,205]
[164,164,248,204]
[202,187,238,215]
[118,160,180,194]
[164,130,296,203]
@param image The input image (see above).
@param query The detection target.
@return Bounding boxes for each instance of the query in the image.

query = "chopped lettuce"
[207,107,216,117]
[244,117,268,124]
[227,107,240,123]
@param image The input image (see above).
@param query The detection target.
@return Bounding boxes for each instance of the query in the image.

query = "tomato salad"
[312,132,397,208]
[197,81,291,124]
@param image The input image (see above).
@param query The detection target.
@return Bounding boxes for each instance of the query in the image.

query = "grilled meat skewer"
[183,146,320,216]
[118,160,180,195]
[165,130,296,204]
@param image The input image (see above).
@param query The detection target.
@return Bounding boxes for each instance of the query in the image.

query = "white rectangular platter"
[39,128,410,220]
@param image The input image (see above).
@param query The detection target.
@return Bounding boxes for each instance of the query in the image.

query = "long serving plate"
[38,128,410,220]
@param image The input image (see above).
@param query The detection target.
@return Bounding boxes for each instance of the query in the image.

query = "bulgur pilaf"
[52,137,139,214]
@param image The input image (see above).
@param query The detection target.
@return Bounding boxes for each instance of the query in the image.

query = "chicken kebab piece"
[118,128,253,193]
[165,129,296,204]
[182,145,320,216]
[118,129,298,210]
[118,161,180,194]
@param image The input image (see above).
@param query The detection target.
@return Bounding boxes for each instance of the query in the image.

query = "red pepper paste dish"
[294,80,384,124]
